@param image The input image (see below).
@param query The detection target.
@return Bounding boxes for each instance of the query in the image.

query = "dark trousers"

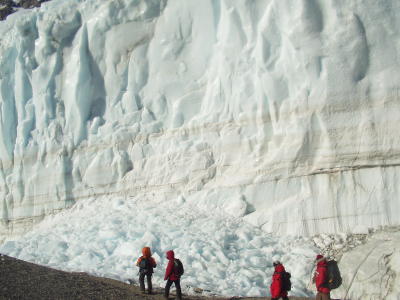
[316,292,331,300]
[139,273,152,293]
[164,279,182,299]
[272,297,289,300]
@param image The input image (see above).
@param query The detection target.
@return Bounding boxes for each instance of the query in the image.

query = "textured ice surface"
[332,229,400,300]
[0,195,317,297]
[1,0,400,237]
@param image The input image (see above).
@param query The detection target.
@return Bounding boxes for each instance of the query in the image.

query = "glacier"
[1,0,400,237]
[1,0,400,298]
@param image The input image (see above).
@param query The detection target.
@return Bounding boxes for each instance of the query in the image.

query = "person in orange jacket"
[313,254,331,300]
[136,246,157,294]
[164,250,183,300]
[270,261,289,300]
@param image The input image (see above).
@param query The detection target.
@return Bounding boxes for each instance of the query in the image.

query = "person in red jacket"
[136,247,157,294]
[313,254,331,300]
[270,261,289,300]
[164,250,182,300]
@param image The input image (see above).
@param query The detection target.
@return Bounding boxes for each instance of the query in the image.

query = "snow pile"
[312,233,367,259]
[1,0,400,238]
[0,195,317,297]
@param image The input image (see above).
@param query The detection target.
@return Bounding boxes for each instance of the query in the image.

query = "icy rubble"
[312,233,367,259]
[1,0,400,238]
[0,195,318,297]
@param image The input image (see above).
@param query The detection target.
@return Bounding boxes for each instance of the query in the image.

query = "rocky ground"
[0,0,49,20]
[0,254,313,300]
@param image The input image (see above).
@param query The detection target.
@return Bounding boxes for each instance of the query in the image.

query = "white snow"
[0,195,317,297]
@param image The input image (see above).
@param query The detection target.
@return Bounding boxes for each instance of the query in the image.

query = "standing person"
[164,250,184,300]
[270,261,289,300]
[314,254,331,300]
[136,246,157,294]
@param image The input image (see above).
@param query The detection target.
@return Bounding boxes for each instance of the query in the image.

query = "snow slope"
[0,195,317,297]
[2,0,400,238]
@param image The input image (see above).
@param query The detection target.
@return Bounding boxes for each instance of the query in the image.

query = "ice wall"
[1,0,400,237]
[334,230,400,300]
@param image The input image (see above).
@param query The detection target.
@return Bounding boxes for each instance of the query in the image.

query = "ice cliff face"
[334,230,400,300]
[1,0,400,237]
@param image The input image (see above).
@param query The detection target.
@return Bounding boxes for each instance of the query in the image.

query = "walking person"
[270,261,290,300]
[164,250,184,300]
[313,254,331,300]
[136,246,157,294]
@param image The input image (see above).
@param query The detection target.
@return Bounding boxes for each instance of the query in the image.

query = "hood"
[166,250,175,260]
[142,247,151,258]
[274,263,285,273]
[317,258,327,267]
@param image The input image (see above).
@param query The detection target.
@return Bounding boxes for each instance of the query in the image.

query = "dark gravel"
[0,254,145,300]
[0,254,314,300]
[0,0,49,20]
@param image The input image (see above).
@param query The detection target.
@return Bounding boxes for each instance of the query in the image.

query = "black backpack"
[326,260,342,289]
[139,258,151,274]
[280,271,292,291]
[174,259,184,276]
